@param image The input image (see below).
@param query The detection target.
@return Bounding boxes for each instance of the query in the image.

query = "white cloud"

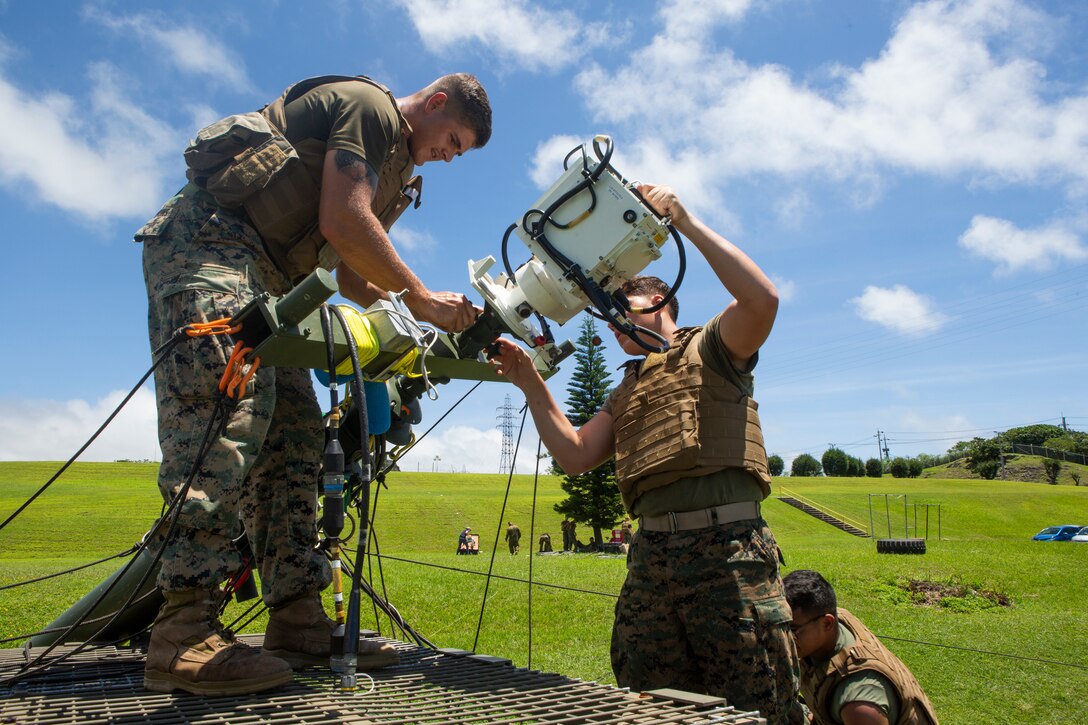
[0,391,531,474]
[569,0,1088,208]
[393,0,611,72]
[0,388,160,462]
[771,274,795,303]
[851,284,949,336]
[83,8,253,92]
[392,424,543,474]
[0,61,177,220]
[529,134,731,229]
[774,190,812,228]
[958,215,1087,274]
[391,225,439,256]
[659,0,756,40]
[529,135,585,188]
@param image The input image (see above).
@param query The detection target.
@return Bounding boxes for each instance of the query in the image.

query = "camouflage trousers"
[611,518,799,724]
[138,187,331,607]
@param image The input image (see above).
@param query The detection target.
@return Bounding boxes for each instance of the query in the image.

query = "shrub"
[889,457,910,478]
[1001,424,1066,447]
[908,458,924,478]
[964,437,1002,476]
[1043,433,1088,456]
[791,453,822,477]
[865,458,884,478]
[1043,459,1061,485]
[821,447,849,476]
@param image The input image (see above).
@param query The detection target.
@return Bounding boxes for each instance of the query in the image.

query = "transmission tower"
[497,394,516,474]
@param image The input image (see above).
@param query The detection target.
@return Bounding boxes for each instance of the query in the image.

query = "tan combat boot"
[263,594,399,670]
[144,589,294,696]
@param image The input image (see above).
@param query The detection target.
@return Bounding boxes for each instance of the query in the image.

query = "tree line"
[553,319,1087,535]
[771,423,1087,482]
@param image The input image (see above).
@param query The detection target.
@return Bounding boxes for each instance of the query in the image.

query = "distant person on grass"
[782,570,939,725]
[561,519,577,551]
[505,521,521,554]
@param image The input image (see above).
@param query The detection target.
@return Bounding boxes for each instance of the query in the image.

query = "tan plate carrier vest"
[609,325,772,512]
[185,75,421,284]
[802,608,939,725]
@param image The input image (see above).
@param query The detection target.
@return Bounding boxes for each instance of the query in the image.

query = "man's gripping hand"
[415,291,481,333]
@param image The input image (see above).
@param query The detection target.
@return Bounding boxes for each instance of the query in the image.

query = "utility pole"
[876,431,890,463]
[497,394,516,474]
[995,431,1006,480]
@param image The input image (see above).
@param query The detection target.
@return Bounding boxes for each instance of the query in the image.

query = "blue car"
[1032,525,1082,541]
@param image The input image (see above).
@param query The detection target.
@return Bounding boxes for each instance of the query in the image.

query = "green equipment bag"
[183,112,299,208]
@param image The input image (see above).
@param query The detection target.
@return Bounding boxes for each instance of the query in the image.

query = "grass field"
[2,461,1087,724]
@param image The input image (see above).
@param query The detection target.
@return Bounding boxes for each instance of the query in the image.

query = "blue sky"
[0,0,1084,474]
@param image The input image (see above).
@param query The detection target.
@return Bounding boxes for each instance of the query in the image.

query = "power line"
[775,415,1084,459]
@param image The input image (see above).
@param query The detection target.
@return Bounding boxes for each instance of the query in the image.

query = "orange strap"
[186,318,241,338]
[218,341,261,400]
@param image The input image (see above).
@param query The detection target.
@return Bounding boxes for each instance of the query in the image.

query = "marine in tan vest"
[505,521,522,554]
[490,185,797,723]
[783,570,939,725]
[136,72,492,698]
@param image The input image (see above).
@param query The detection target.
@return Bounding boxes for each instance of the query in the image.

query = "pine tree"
[552,316,625,548]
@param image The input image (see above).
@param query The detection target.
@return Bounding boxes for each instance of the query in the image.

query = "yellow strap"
[330,305,421,378]
[331,306,379,375]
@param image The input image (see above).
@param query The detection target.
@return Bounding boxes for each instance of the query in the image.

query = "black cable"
[339,546,434,650]
[355,551,1088,675]
[328,303,376,677]
[627,225,687,316]
[500,222,519,281]
[224,598,267,635]
[526,437,543,670]
[0,588,163,645]
[4,395,228,683]
[364,475,394,639]
[473,403,529,653]
[378,381,484,478]
[874,634,1088,672]
[0,328,188,534]
[0,544,139,591]
[371,553,619,599]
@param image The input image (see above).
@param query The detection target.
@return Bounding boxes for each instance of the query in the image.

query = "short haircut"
[782,570,837,616]
[621,275,679,322]
[430,73,492,148]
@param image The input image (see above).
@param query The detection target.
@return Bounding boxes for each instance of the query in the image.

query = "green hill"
[922,453,1087,485]
[2,462,1086,724]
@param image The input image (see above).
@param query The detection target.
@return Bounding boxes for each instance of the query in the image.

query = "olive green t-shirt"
[601,313,766,517]
[826,623,901,724]
[282,79,401,178]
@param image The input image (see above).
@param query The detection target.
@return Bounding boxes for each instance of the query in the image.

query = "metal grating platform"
[0,635,766,724]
